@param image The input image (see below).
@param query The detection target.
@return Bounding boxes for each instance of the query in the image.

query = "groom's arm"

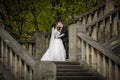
[58,27,67,38]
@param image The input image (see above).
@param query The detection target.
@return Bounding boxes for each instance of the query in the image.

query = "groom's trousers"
[63,41,69,59]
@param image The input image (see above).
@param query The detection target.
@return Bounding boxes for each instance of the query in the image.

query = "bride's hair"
[51,23,56,29]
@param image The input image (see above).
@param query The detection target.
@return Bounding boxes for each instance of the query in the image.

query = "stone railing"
[18,40,35,57]
[77,32,120,80]
[69,8,120,57]
[67,2,105,25]
[115,3,120,8]
[0,28,56,80]
[67,0,119,41]
[67,0,118,26]
[0,63,15,80]
[17,31,47,60]
[103,35,120,49]
[86,7,120,43]
[68,1,120,50]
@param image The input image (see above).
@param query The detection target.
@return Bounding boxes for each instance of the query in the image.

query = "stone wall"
[69,22,86,61]
[31,31,46,60]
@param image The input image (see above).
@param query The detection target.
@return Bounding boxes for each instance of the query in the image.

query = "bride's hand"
[57,34,65,38]
[57,35,61,38]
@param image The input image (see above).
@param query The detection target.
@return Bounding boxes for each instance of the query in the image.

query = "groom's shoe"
[66,56,68,59]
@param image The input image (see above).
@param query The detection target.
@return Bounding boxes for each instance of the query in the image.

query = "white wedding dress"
[40,27,66,61]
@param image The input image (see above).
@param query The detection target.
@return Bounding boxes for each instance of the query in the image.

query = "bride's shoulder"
[54,29,58,31]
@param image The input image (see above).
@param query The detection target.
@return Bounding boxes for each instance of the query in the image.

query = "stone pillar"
[93,11,98,21]
[81,40,86,61]
[87,14,92,24]
[118,20,120,35]
[86,44,90,64]
[98,21,104,43]
[31,31,46,59]
[105,20,111,41]
[69,23,77,62]
[99,8,104,17]
[82,18,86,24]
[97,52,103,75]
[112,12,118,37]
[91,26,97,40]
[115,64,119,80]
[108,60,115,80]
[34,62,56,80]
[91,47,97,70]
[69,22,86,62]
[105,0,114,14]
[103,56,108,78]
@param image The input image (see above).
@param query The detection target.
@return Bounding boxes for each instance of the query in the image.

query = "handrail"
[115,3,120,8]
[77,32,120,65]
[66,2,120,26]
[0,63,15,80]
[18,40,35,44]
[18,40,35,56]
[0,28,36,68]
[65,2,105,26]
[0,27,56,80]
[86,7,120,28]
[103,35,120,49]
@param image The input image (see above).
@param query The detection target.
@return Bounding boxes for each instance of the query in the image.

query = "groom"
[57,21,69,59]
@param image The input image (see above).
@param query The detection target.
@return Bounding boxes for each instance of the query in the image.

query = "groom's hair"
[57,20,62,23]
[57,20,63,25]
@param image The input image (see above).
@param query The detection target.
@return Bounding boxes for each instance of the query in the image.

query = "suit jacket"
[60,26,68,43]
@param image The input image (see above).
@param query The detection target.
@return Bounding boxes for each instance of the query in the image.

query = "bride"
[40,24,66,61]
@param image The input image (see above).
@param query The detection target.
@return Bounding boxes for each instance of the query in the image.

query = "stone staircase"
[54,62,99,80]
[0,74,5,80]
[0,63,15,80]
[0,0,120,80]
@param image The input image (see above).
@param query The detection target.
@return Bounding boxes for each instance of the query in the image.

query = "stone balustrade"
[68,2,120,45]
[80,2,105,25]
[68,1,120,80]
[0,28,56,80]
[86,7,120,43]
[0,29,36,80]
[77,32,120,80]
[17,31,47,60]
[67,0,119,26]
[18,40,35,57]
[66,2,105,26]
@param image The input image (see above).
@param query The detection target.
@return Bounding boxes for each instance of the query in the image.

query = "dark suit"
[60,26,69,59]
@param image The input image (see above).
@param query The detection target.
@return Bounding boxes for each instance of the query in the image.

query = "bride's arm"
[58,27,66,38]
[57,34,65,38]
[54,30,59,38]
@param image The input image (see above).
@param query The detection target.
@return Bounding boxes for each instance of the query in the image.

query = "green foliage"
[114,0,120,3]
[1,0,119,40]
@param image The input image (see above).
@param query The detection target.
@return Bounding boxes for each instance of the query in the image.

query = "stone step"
[57,76,97,80]
[57,68,89,72]
[57,65,83,69]
[0,74,5,80]
[54,61,80,65]
[57,72,93,76]
[55,62,100,80]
